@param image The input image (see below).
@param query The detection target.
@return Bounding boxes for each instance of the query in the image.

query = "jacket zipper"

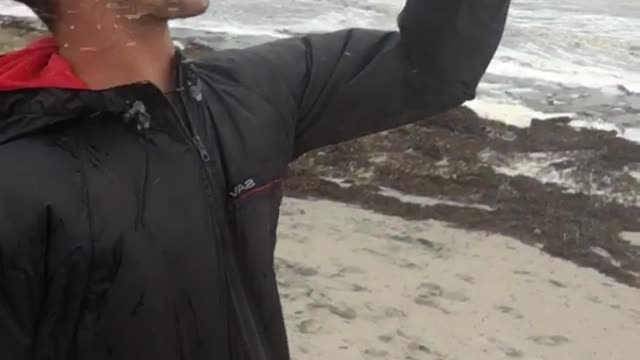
[166,70,268,360]
[192,135,211,162]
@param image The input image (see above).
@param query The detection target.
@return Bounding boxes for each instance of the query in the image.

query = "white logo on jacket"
[230,179,256,198]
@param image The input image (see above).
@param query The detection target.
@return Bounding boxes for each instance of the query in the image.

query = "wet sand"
[278,198,640,360]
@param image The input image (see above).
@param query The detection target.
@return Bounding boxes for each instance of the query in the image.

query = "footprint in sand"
[278,231,308,244]
[397,259,421,269]
[417,282,444,297]
[280,208,306,217]
[276,259,319,277]
[408,342,432,354]
[390,234,415,245]
[330,265,366,278]
[548,279,568,288]
[290,222,313,231]
[416,238,444,250]
[513,269,532,276]
[406,341,446,360]
[384,306,407,318]
[358,247,389,258]
[587,296,603,304]
[495,305,525,320]
[363,348,389,357]
[390,235,445,253]
[365,305,407,323]
[378,334,394,343]
[308,302,358,320]
[297,319,323,334]
[529,335,571,346]
[456,274,476,284]
[488,337,525,358]
[503,348,524,358]
[414,282,467,314]
[357,248,420,269]
[414,295,447,311]
[352,283,369,292]
[414,282,470,306]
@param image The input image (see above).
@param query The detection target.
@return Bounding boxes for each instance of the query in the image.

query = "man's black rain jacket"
[0,1,511,359]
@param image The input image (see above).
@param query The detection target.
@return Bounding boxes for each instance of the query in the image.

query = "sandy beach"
[277,198,640,360]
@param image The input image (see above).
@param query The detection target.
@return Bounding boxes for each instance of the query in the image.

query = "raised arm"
[203,0,511,159]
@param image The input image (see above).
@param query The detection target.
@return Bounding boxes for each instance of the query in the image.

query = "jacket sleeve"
[0,186,47,359]
[215,0,510,158]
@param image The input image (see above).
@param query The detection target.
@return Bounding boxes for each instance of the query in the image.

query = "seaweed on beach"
[286,107,640,288]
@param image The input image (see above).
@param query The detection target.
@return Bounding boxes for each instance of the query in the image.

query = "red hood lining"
[0,37,88,91]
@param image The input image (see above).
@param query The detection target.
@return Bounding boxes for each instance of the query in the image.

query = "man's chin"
[155,0,210,20]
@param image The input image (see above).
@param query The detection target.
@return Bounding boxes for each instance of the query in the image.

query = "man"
[0,0,511,359]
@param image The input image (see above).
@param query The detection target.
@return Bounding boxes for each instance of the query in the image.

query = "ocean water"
[2,0,639,140]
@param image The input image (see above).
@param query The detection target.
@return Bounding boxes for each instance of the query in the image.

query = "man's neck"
[54,14,176,92]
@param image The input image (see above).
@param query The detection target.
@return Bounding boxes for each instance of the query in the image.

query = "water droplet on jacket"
[190,85,203,101]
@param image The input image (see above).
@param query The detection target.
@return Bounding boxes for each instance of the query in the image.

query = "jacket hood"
[0,37,87,91]
[0,38,159,145]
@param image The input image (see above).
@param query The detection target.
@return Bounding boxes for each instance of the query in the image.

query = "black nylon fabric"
[0,1,511,359]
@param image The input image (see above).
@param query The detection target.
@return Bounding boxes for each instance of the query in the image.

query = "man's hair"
[15,0,56,28]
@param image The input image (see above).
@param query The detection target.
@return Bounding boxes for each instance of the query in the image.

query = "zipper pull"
[193,135,211,162]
